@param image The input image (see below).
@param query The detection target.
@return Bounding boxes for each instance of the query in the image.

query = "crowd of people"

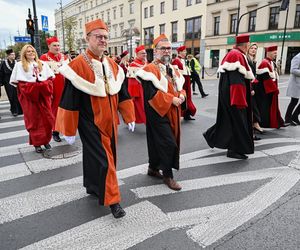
[0,18,299,219]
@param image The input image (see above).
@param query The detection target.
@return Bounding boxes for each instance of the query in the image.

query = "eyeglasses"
[89,33,109,41]
[157,47,172,51]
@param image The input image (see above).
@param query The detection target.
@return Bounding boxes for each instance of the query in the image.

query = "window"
[120,23,124,35]
[150,5,154,17]
[214,16,220,35]
[91,15,94,21]
[269,7,280,30]
[144,7,148,18]
[78,6,82,13]
[230,13,237,34]
[159,23,165,34]
[96,13,99,19]
[101,12,104,20]
[160,2,165,14]
[173,0,177,10]
[113,9,116,19]
[187,0,192,6]
[144,26,154,45]
[120,6,123,17]
[114,47,118,56]
[216,0,220,2]
[248,10,256,32]
[90,1,93,8]
[79,19,82,29]
[171,21,178,42]
[114,25,117,38]
[107,10,110,21]
[295,4,300,28]
[129,2,134,14]
[196,0,201,3]
[185,16,201,40]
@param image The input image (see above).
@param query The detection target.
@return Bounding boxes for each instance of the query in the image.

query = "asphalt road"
[0,75,300,250]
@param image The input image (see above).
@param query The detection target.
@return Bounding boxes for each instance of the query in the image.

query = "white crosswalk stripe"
[0,100,300,249]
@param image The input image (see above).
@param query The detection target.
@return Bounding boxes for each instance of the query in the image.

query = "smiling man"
[55,19,135,218]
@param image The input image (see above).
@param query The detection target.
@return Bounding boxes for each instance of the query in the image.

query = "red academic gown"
[203,48,254,155]
[256,58,284,128]
[55,49,135,206]
[136,62,186,172]
[127,58,146,124]
[172,56,196,117]
[40,52,68,129]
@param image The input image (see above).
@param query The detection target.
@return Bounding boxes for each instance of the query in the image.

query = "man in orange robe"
[40,37,69,142]
[55,19,135,218]
[136,34,186,191]
[127,45,147,124]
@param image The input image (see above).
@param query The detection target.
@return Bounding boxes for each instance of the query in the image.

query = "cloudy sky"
[0,0,72,49]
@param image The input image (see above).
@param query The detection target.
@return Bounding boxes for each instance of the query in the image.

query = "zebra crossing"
[0,100,300,250]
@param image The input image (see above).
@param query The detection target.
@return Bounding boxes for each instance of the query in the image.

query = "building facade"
[205,0,300,73]
[55,0,142,57]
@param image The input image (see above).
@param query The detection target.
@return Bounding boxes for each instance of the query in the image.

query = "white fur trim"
[218,60,254,80]
[127,66,142,78]
[136,68,168,93]
[256,64,278,80]
[58,57,124,97]
[169,64,185,91]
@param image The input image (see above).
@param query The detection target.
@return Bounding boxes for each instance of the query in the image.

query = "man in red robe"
[55,19,135,218]
[40,37,69,142]
[136,34,186,191]
[127,45,147,124]
[256,45,284,128]
[172,45,197,120]
[203,34,254,160]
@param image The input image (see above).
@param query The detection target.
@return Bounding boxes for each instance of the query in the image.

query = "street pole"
[280,6,289,73]
[236,0,241,36]
[32,0,41,55]
[58,0,66,52]
[28,8,34,47]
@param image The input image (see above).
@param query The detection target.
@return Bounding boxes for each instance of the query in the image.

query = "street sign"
[14,36,31,43]
[41,15,49,32]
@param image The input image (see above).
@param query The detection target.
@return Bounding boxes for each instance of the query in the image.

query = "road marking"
[0,163,31,182]
[0,119,24,129]
[0,129,28,140]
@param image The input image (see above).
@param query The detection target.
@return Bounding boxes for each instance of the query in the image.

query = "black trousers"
[4,83,22,115]
[149,165,173,178]
[191,73,205,96]
[285,97,300,122]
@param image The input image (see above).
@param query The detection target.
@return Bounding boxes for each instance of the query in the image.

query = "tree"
[39,30,51,54]
[64,16,77,52]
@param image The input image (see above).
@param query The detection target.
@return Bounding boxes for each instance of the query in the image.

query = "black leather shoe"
[253,127,265,134]
[253,135,261,141]
[110,203,126,218]
[35,146,43,153]
[193,92,198,95]
[202,93,209,98]
[44,144,51,150]
[147,168,163,179]
[184,116,195,121]
[52,133,62,142]
[291,119,300,126]
[227,150,248,160]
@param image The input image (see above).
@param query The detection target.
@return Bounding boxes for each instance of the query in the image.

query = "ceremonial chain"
[5,59,14,71]
[46,53,64,65]
[153,60,178,91]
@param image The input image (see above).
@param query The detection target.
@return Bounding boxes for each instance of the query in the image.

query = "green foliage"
[64,16,77,52]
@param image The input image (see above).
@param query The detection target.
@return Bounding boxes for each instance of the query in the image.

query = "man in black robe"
[0,49,22,116]
[203,34,254,159]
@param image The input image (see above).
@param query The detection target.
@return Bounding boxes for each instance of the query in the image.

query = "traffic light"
[26,19,34,35]
[280,0,289,11]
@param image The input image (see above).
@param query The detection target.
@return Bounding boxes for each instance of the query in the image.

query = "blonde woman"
[10,44,55,153]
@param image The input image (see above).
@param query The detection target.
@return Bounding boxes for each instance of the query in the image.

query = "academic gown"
[0,59,23,115]
[55,49,135,206]
[203,48,254,154]
[10,61,55,146]
[127,58,146,124]
[136,62,185,172]
[172,56,196,117]
[256,58,284,128]
[40,52,68,128]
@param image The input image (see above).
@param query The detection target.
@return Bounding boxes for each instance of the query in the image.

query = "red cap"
[235,34,250,44]
[46,37,59,45]
[120,50,129,58]
[153,34,168,47]
[266,45,277,52]
[177,46,186,52]
[85,19,108,34]
[135,45,145,53]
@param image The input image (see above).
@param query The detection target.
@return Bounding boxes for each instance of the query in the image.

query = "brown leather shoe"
[147,168,163,179]
[163,177,182,191]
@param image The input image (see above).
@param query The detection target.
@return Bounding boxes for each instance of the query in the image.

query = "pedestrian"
[136,34,186,191]
[172,46,197,120]
[246,43,263,138]
[187,54,208,97]
[119,50,129,75]
[40,37,69,142]
[256,45,284,128]
[55,19,136,218]
[285,52,300,125]
[10,44,54,153]
[127,45,147,124]
[0,49,23,116]
[203,34,254,160]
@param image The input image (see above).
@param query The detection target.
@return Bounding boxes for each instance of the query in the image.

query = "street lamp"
[32,0,41,55]
[58,0,65,52]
